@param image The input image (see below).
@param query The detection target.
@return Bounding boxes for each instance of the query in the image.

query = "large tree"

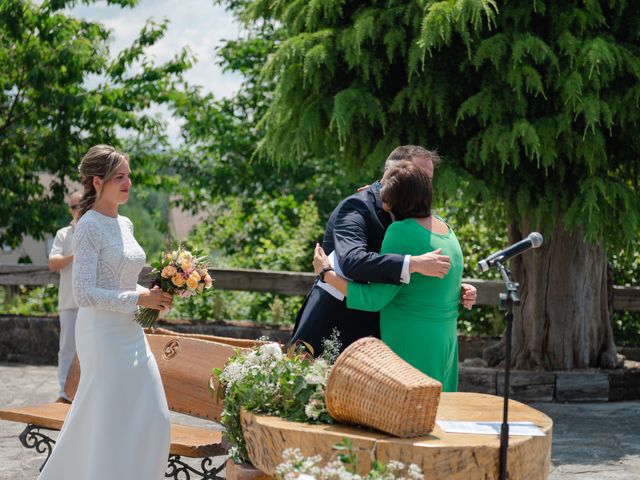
[225,0,640,369]
[0,0,191,248]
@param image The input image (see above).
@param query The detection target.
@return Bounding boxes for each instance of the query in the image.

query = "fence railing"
[1,264,639,311]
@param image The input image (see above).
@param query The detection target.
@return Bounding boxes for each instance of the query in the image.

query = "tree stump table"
[236,392,553,480]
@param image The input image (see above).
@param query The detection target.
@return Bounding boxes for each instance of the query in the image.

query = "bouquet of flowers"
[134,246,213,328]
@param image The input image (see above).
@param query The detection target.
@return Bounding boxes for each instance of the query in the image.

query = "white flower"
[275,450,423,480]
[407,464,424,480]
[304,358,330,386]
[260,342,284,361]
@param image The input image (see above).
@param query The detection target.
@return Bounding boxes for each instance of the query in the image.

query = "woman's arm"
[72,220,141,313]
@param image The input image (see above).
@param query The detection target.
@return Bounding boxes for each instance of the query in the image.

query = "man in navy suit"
[291,145,477,355]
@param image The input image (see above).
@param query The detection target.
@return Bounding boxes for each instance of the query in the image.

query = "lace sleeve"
[72,219,139,313]
[123,217,150,295]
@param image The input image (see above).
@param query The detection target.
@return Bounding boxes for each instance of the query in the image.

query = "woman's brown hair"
[77,145,129,219]
[380,160,432,220]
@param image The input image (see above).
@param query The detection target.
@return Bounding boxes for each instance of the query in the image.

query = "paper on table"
[316,251,350,301]
[436,420,546,437]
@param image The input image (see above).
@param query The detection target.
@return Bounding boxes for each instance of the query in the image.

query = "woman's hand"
[313,243,332,275]
[460,283,477,310]
[137,286,173,311]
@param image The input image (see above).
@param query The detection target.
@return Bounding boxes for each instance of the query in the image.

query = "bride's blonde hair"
[77,145,129,219]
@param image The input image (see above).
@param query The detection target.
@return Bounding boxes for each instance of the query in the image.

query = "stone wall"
[0,314,491,365]
[0,315,293,365]
[0,315,61,364]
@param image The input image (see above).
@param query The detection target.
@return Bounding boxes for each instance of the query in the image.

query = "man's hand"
[460,283,477,310]
[409,248,451,278]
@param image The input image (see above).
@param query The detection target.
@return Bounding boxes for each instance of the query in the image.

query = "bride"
[39,145,174,479]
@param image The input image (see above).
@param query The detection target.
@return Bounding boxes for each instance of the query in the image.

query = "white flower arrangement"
[212,330,342,463]
[274,443,424,480]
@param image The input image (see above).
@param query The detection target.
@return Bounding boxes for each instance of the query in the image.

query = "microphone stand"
[495,260,521,480]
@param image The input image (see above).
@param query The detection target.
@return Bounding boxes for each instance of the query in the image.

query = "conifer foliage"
[229,0,640,368]
[238,0,639,244]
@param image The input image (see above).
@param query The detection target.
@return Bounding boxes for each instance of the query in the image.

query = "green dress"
[346,217,464,392]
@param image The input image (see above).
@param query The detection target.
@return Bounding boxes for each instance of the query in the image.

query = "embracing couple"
[291,145,477,392]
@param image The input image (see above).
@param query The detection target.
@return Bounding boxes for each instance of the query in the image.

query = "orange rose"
[186,276,199,290]
[161,265,177,278]
[172,274,186,287]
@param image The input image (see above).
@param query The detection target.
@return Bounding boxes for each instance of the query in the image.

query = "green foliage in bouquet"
[212,333,340,463]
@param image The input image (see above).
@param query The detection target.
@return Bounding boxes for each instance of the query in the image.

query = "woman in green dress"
[314,161,466,392]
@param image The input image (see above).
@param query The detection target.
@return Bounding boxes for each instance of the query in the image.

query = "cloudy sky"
[68,0,245,139]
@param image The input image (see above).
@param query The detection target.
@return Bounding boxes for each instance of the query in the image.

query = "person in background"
[48,191,83,404]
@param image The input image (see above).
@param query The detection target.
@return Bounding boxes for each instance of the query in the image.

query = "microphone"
[478,232,544,272]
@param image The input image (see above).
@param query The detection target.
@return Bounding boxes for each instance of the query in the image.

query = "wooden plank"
[146,334,237,422]
[0,403,68,430]
[170,424,225,458]
[0,403,225,458]
[613,285,640,311]
[465,278,503,307]
[64,356,80,401]
[0,265,59,285]
[148,326,267,349]
[226,459,273,480]
[1,265,638,311]
[63,331,264,420]
[555,372,609,402]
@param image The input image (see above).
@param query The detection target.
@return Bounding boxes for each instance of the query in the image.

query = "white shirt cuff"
[400,255,411,284]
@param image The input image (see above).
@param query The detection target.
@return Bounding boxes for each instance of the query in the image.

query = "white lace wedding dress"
[39,210,170,480]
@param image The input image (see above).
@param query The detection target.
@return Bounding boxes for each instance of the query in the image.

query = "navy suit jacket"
[290,181,405,355]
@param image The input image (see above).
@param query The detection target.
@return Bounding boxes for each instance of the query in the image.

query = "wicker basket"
[325,337,442,438]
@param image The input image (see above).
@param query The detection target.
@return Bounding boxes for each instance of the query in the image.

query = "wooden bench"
[0,328,262,479]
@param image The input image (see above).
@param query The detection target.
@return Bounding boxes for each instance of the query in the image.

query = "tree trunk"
[483,220,617,370]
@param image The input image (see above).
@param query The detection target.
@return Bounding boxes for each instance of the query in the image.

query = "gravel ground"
[1,363,639,480]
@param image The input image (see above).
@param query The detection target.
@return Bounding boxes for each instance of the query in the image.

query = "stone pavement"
[1,363,639,480]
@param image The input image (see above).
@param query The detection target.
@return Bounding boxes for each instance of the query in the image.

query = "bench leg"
[165,454,226,480]
[18,424,56,472]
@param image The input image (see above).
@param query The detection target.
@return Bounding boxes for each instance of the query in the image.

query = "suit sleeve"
[345,223,408,311]
[332,196,404,284]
